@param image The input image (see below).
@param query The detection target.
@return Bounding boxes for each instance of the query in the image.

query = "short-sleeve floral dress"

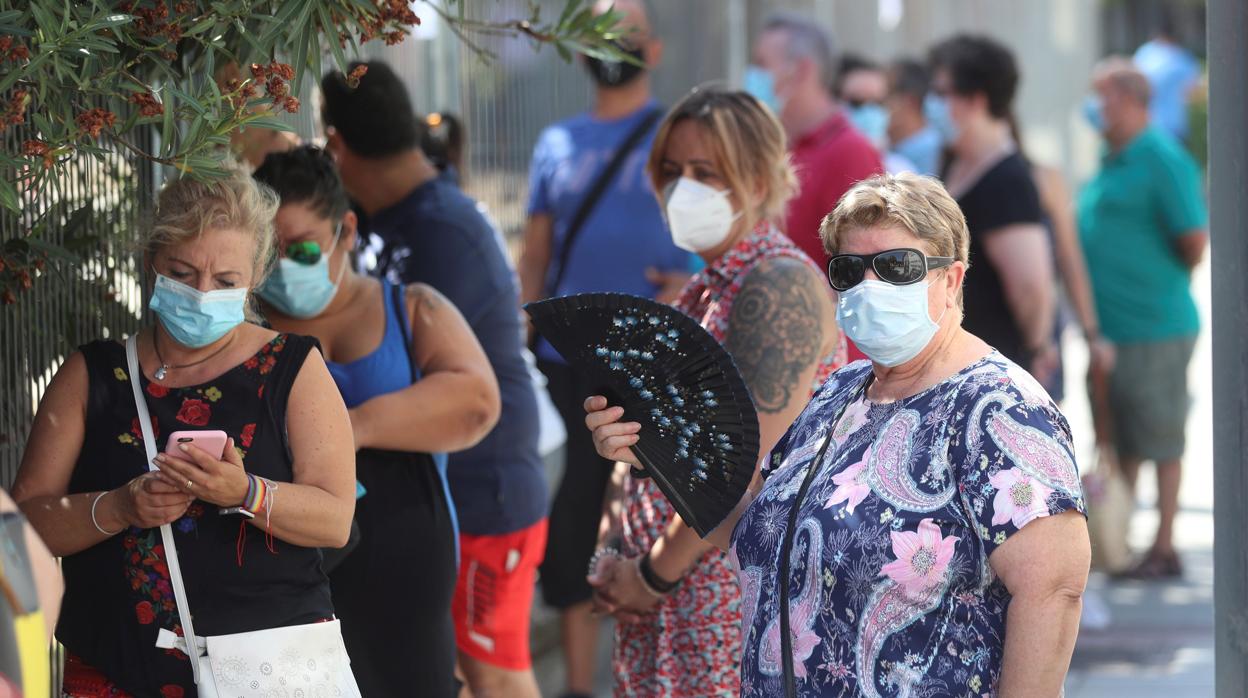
[613,224,846,697]
[731,354,1086,697]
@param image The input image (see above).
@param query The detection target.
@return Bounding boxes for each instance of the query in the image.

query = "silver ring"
[185,479,194,489]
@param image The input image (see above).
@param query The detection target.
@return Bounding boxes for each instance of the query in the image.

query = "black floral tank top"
[57,333,335,697]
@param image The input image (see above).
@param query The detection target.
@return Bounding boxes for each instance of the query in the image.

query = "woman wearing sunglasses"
[588,173,1089,696]
[253,146,500,697]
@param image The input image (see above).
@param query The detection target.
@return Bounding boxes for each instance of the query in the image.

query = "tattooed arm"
[652,256,832,564]
[348,283,501,453]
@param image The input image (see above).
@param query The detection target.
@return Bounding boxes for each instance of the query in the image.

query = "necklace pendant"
[154,365,168,381]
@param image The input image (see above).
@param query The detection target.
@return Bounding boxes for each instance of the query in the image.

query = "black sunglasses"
[827,248,954,292]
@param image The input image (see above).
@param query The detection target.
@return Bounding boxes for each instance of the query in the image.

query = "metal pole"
[725,0,747,88]
[1208,0,1248,695]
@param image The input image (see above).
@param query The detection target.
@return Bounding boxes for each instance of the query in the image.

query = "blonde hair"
[820,173,970,300]
[143,161,279,321]
[647,86,797,229]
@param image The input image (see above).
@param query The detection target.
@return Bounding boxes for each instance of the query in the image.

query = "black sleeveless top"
[57,333,335,697]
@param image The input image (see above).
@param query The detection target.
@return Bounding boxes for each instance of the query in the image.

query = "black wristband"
[639,550,681,594]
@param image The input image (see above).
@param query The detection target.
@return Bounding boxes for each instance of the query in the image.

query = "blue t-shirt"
[368,177,547,536]
[1134,39,1201,141]
[891,124,943,177]
[527,101,692,363]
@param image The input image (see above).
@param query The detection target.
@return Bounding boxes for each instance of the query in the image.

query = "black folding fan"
[525,292,760,537]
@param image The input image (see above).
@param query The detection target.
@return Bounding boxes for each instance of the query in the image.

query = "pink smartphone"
[165,430,228,460]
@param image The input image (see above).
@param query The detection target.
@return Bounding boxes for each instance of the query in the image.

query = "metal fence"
[0,127,154,488]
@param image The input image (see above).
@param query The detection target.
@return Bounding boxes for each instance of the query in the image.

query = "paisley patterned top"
[730,354,1086,697]
[614,224,845,697]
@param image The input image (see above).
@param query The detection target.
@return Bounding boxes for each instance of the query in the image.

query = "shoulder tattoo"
[725,258,826,414]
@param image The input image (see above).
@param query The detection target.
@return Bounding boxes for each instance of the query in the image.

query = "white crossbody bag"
[125,336,361,698]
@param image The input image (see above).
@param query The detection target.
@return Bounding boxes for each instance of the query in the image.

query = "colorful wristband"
[241,474,267,516]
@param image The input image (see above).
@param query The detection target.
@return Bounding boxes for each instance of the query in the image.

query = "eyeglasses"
[827,248,954,291]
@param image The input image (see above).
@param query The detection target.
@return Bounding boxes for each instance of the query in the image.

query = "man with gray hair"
[1078,57,1207,580]
[745,12,881,277]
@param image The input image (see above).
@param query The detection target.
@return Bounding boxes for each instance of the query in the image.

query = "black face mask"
[585,43,647,88]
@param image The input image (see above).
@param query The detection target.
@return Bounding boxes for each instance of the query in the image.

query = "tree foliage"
[0,0,626,305]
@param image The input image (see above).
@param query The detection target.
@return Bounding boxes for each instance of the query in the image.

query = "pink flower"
[789,602,822,678]
[989,468,1054,530]
[880,518,959,595]
[825,460,870,514]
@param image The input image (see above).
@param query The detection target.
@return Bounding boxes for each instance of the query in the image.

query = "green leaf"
[161,87,177,156]
[91,14,135,30]
[0,176,17,213]
[32,112,55,135]
[241,115,294,132]
[260,0,305,46]
[558,0,581,26]
[170,85,207,116]
[23,237,79,262]
[185,112,205,146]
[184,16,217,37]
[30,3,58,37]
[319,4,347,75]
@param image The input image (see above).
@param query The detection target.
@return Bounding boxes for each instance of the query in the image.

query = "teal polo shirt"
[1077,127,1207,343]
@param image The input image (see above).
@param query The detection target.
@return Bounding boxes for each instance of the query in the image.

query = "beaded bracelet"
[587,545,621,579]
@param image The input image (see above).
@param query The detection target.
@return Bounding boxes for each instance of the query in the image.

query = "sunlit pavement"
[532,261,1217,697]
[1063,259,1215,697]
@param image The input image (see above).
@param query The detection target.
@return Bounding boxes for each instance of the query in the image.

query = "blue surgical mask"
[835,280,943,367]
[923,94,959,144]
[744,65,784,115]
[149,274,249,349]
[847,103,890,148]
[259,227,346,319]
[1083,96,1105,133]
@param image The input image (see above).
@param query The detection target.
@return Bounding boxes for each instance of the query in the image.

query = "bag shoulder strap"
[125,336,205,684]
[546,107,663,297]
[389,281,418,384]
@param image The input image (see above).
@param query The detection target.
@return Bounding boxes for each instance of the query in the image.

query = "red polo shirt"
[784,111,883,363]
[784,111,883,269]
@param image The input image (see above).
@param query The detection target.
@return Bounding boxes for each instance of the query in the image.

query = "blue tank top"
[325,280,458,546]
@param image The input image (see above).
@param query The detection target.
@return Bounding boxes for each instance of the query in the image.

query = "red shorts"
[452,518,548,670]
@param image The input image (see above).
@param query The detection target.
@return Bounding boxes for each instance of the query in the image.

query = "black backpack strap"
[545,107,664,297]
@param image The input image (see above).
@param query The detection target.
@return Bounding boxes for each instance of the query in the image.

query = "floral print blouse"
[730,354,1085,697]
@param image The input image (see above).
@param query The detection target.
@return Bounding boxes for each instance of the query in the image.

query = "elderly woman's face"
[839,224,958,321]
[151,227,256,293]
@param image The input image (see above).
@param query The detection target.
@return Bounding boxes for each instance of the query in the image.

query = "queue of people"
[5,4,1207,697]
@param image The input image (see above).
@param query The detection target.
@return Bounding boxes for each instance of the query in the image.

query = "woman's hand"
[153,437,250,508]
[584,396,641,467]
[587,554,659,623]
[109,473,194,529]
